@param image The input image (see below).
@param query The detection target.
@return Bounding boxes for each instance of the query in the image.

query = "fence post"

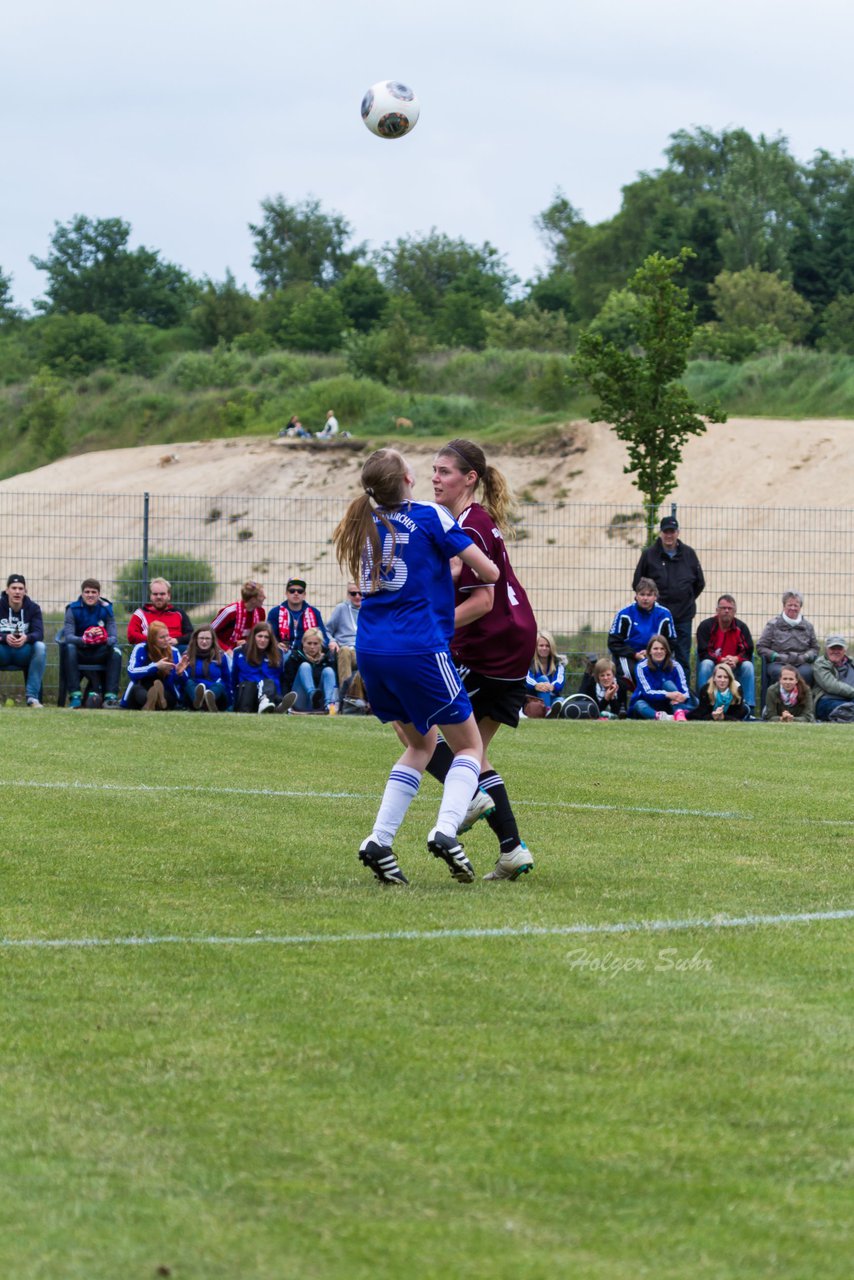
[142,492,150,597]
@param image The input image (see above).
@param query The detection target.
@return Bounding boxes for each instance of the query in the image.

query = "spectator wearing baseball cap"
[267,578,337,656]
[632,515,705,677]
[59,578,122,708]
[0,573,46,706]
[813,634,854,722]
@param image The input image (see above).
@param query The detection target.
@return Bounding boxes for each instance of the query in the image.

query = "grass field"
[2,711,852,1280]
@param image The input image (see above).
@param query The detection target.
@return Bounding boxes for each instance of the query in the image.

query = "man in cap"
[813,635,854,721]
[0,573,46,707]
[633,515,705,676]
[267,579,337,655]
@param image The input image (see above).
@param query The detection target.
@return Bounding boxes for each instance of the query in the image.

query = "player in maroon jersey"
[429,438,538,881]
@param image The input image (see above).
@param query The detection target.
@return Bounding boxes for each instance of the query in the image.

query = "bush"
[115,552,216,613]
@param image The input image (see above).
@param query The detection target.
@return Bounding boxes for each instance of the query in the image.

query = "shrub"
[115,552,216,613]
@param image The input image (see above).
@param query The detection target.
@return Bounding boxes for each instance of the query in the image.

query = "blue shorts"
[358,648,473,735]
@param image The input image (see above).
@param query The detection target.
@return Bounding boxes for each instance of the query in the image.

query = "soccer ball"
[361,81,420,139]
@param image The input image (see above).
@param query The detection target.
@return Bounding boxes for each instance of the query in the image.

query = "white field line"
[3,777,853,825]
[2,909,852,951]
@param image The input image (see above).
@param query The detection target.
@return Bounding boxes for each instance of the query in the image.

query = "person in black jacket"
[633,515,705,678]
[0,573,46,707]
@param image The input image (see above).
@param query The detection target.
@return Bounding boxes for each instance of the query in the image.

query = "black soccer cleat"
[427,828,476,883]
[358,838,409,886]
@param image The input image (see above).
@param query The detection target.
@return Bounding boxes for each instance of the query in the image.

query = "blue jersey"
[356,501,472,656]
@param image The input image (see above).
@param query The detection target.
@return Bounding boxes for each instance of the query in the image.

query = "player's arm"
[455,585,493,628]
[458,543,499,585]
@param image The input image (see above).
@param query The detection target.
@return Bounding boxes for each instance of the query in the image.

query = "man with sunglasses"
[267,578,337,657]
[327,581,362,684]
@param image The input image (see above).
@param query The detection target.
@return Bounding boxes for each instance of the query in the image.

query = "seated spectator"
[580,657,629,718]
[122,621,188,710]
[629,633,696,721]
[608,578,675,684]
[60,577,122,709]
[690,663,748,721]
[231,622,297,714]
[210,580,266,653]
[280,415,310,439]
[317,409,339,439]
[756,590,818,685]
[182,626,231,712]
[268,578,337,656]
[0,573,46,707]
[695,594,756,716]
[326,581,361,684]
[765,664,815,723]
[127,577,192,648]
[283,627,339,714]
[526,630,566,713]
[813,635,854,722]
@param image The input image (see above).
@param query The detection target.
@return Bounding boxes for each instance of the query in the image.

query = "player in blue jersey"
[333,448,499,886]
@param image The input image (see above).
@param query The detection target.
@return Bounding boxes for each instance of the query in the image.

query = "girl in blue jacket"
[122,620,188,709]
[231,622,296,714]
[629,634,696,721]
[183,626,231,711]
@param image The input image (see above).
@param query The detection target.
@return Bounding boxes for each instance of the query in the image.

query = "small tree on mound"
[573,249,727,543]
[116,552,216,613]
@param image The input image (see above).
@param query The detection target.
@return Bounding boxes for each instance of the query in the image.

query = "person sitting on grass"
[122,620,188,710]
[182,626,231,712]
[689,663,747,721]
[629,633,696,721]
[526,630,566,715]
[580,656,629,718]
[231,622,297,714]
[60,577,122,709]
[764,664,815,723]
[283,627,340,714]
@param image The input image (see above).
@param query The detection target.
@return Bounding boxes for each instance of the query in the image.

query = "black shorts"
[457,666,527,729]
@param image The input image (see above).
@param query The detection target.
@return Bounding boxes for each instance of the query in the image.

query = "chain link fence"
[1,489,853,698]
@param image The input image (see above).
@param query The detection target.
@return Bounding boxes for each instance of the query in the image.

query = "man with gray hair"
[695,594,756,716]
[813,635,854,721]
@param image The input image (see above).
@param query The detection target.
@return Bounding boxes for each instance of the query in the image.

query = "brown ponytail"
[333,448,409,590]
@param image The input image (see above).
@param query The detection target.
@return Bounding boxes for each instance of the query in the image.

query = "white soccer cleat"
[458,788,496,834]
[483,843,534,882]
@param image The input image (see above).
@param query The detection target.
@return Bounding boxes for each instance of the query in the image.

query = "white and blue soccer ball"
[361,81,420,139]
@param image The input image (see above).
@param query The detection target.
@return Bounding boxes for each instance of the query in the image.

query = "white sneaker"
[458,788,496,833]
[27,698,44,709]
[257,694,274,714]
[483,843,534,881]
[654,711,673,721]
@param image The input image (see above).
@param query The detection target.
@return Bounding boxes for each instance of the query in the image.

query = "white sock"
[373,764,421,847]
[436,753,481,838]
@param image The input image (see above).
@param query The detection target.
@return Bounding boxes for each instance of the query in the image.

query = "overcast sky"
[3,0,853,310]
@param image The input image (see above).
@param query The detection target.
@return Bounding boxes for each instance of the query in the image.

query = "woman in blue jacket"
[629,634,696,721]
[526,630,566,712]
[122,620,188,710]
[231,622,296,714]
[182,626,231,711]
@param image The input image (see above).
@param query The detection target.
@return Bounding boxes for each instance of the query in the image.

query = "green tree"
[332,264,389,332]
[19,367,70,461]
[483,303,570,351]
[0,267,21,325]
[191,271,259,346]
[249,196,364,294]
[378,231,515,334]
[32,313,119,375]
[281,288,347,352]
[573,251,726,542]
[817,292,854,353]
[708,267,812,340]
[31,215,194,326]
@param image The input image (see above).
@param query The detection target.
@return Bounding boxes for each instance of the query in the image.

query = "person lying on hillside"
[127,577,192,648]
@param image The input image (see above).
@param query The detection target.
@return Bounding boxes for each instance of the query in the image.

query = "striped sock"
[373,764,422,847]
[480,769,521,853]
[436,753,481,838]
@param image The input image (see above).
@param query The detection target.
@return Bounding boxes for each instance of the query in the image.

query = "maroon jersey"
[451,502,537,679]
